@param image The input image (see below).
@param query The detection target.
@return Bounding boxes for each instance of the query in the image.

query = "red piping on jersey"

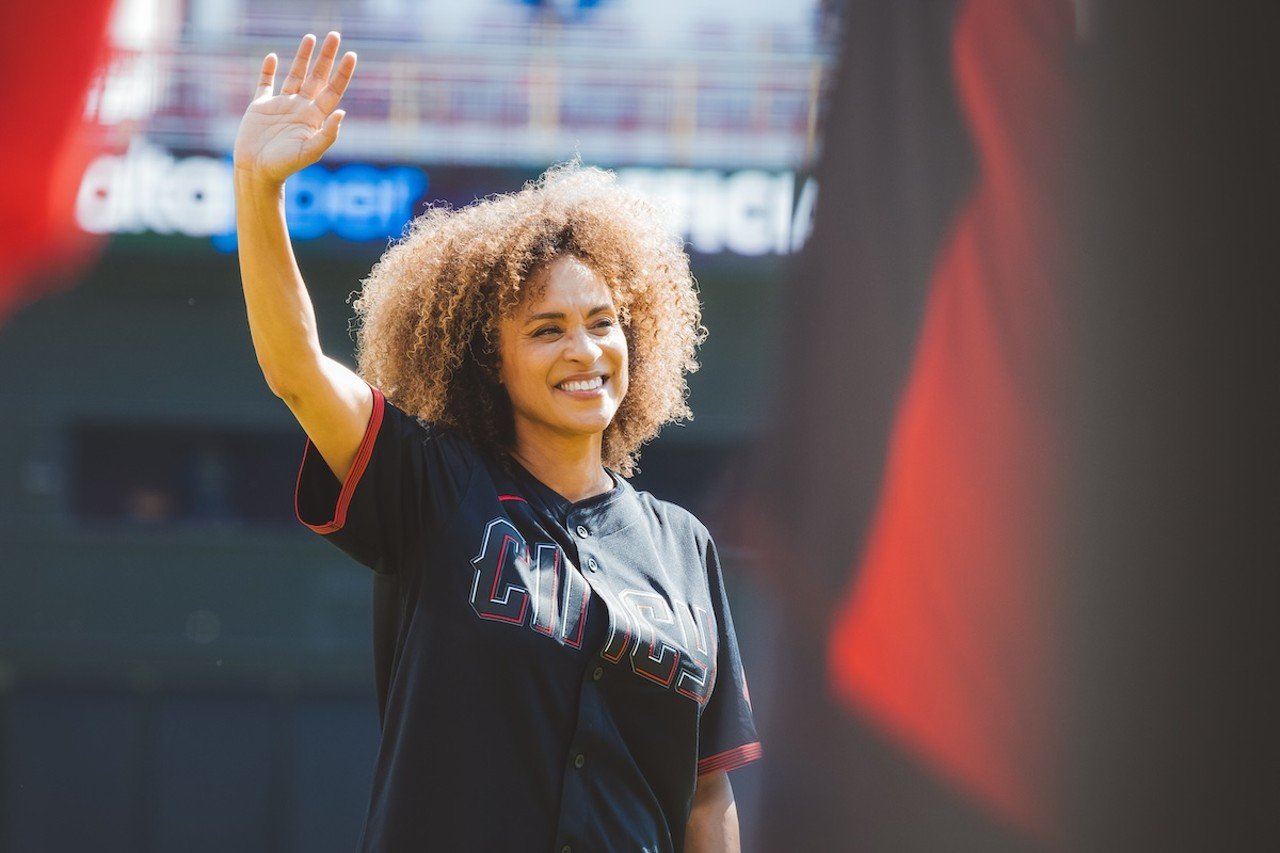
[498,494,528,503]
[696,741,762,776]
[295,386,386,534]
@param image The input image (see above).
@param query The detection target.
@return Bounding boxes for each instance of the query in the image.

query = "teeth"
[559,377,604,392]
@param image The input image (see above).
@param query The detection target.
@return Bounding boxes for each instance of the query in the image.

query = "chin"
[569,418,614,436]
[557,411,616,436]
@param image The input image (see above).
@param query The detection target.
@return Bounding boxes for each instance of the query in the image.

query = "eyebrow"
[523,304,614,324]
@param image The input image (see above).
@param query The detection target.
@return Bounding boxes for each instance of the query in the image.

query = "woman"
[235,32,760,851]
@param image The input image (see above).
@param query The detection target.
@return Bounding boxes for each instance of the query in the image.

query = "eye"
[533,325,562,337]
[592,317,616,330]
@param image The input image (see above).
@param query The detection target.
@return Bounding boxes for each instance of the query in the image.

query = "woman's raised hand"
[233,32,357,184]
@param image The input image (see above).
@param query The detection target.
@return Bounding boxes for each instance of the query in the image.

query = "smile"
[556,376,606,392]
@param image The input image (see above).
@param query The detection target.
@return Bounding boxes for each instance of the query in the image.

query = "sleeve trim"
[697,741,762,776]
[294,385,386,534]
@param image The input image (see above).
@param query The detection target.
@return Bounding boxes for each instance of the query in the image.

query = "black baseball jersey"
[294,385,760,851]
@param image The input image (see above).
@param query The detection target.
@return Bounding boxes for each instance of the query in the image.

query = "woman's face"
[497,255,629,448]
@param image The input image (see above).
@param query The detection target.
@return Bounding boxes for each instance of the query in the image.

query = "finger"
[301,109,345,163]
[280,33,316,95]
[253,53,277,100]
[303,31,341,98]
[315,51,357,115]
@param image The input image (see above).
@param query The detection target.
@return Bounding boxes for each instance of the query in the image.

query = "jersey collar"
[504,457,642,539]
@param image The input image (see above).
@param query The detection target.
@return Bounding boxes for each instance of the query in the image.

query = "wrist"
[233,163,287,194]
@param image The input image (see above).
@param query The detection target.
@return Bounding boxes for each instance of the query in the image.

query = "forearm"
[684,772,741,853]
[235,168,325,396]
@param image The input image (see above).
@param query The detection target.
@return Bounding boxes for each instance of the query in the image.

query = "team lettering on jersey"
[468,517,717,705]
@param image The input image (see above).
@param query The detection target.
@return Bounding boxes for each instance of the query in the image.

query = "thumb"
[302,109,346,161]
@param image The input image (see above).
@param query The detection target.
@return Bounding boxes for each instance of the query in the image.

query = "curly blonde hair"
[351,163,705,476]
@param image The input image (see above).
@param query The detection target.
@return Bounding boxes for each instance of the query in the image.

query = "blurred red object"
[827,0,1075,840]
[0,1,115,327]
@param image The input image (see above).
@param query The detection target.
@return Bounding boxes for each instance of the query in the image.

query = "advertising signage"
[76,141,815,258]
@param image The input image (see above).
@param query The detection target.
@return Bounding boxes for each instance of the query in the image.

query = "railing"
[86,33,837,169]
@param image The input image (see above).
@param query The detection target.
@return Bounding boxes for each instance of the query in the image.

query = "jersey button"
[592,666,604,681]
[574,753,586,769]
[575,525,589,538]
[586,557,598,572]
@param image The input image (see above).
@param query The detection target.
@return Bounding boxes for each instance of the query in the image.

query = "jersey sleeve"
[696,536,762,776]
[293,384,474,573]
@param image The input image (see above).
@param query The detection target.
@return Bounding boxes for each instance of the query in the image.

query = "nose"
[563,325,602,363]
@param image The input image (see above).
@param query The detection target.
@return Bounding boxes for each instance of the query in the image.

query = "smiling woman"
[354,158,703,479]
[234,31,760,852]
[497,257,631,495]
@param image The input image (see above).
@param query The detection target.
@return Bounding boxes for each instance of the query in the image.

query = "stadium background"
[1,1,833,850]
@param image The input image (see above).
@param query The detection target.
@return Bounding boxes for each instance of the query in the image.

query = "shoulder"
[384,398,477,455]
[630,487,714,550]
[378,397,486,491]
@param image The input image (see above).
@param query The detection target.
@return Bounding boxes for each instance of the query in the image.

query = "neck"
[509,427,613,503]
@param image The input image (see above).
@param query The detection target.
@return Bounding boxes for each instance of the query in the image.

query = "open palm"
[233,32,357,184]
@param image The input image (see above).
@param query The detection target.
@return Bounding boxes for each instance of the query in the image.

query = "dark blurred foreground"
[740,1,1279,852]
